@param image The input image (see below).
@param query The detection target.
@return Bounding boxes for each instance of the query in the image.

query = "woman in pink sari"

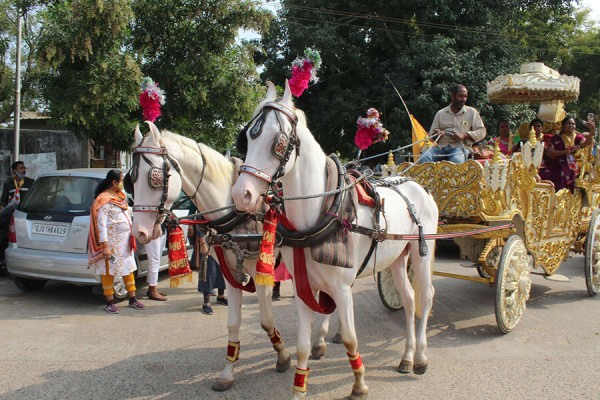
[539,116,595,192]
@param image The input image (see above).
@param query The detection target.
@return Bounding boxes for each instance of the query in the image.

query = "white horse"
[232,81,439,399]
[129,122,292,391]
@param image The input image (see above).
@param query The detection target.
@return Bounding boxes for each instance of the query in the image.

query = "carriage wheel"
[585,210,600,296]
[377,266,414,311]
[494,235,531,334]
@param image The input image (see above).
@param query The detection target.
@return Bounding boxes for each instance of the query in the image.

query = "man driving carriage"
[418,84,487,163]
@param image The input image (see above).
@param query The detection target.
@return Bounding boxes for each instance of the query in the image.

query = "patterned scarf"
[88,190,128,265]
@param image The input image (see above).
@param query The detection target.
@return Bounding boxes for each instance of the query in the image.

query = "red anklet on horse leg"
[268,327,284,346]
[347,352,364,373]
[226,341,240,362]
[293,367,310,393]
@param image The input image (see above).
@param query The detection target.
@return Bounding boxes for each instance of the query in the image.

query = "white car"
[6,168,191,298]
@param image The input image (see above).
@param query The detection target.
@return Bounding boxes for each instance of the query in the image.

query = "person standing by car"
[0,161,35,276]
[88,169,145,314]
[122,172,168,301]
[187,204,227,315]
[144,235,168,301]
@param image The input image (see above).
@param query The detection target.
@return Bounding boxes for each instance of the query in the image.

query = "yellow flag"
[410,114,429,162]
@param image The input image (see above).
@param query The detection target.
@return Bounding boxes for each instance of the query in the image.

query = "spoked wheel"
[494,235,531,334]
[585,210,600,296]
[377,266,414,311]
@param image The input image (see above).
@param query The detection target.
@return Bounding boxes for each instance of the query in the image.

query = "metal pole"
[13,11,22,162]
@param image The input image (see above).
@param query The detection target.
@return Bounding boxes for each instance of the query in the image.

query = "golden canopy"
[487,62,580,104]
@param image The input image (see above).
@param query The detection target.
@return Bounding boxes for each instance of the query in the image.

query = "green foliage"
[130,0,272,150]
[37,0,141,149]
[261,0,586,159]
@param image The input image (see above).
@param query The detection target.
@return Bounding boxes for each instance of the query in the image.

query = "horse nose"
[232,184,257,213]
[136,231,150,244]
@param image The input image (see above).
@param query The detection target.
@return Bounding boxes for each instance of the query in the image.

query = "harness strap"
[239,165,273,183]
[355,187,382,277]
[132,146,168,155]
[264,102,298,124]
[377,180,428,257]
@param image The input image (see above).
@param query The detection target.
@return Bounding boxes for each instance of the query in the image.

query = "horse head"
[130,121,183,244]
[232,80,301,213]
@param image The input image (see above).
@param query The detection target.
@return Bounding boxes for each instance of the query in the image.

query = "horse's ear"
[145,121,161,144]
[266,81,277,102]
[282,79,293,107]
[133,124,143,148]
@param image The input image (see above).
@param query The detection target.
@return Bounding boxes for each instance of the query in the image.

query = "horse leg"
[256,284,291,372]
[335,286,368,400]
[389,248,417,374]
[410,245,435,375]
[212,284,242,391]
[292,300,314,399]
[332,311,343,343]
[310,313,332,359]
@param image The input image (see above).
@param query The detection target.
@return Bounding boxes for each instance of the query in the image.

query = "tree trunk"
[103,142,114,167]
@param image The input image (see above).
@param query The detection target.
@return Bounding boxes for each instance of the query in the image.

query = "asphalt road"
[0,245,599,400]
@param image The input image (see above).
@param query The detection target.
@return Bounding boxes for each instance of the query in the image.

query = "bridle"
[129,137,206,227]
[237,101,300,190]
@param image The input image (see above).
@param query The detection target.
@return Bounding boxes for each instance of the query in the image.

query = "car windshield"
[19,176,102,214]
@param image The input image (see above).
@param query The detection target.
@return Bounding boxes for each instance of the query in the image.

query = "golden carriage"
[376,63,600,333]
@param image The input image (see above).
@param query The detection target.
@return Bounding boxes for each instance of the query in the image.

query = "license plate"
[32,223,68,237]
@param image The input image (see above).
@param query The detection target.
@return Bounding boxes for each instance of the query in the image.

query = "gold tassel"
[255,273,275,286]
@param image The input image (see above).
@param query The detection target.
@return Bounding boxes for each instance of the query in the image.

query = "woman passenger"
[538,116,595,192]
[491,120,515,156]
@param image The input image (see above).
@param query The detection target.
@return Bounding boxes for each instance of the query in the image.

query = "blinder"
[236,111,265,156]
[238,101,300,185]
[149,165,168,190]
[272,131,289,161]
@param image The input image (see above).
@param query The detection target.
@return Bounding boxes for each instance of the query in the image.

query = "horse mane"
[159,130,235,186]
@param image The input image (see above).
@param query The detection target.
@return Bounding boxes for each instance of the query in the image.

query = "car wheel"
[14,276,48,291]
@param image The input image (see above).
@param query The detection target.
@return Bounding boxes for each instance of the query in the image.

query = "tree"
[547,8,600,121]
[0,1,46,124]
[130,0,272,150]
[37,0,142,159]
[261,0,580,160]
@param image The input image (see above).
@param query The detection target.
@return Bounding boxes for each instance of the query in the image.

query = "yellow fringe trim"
[170,272,193,288]
[254,273,275,286]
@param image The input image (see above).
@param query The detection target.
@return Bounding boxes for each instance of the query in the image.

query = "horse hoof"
[276,354,292,372]
[332,333,343,344]
[413,362,428,375]
[397,360,412,374]
[349,387,369,400]
[310,344,326,360]
[212,378,234,392]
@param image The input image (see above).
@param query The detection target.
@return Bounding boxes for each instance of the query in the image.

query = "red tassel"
[255,208,278,286]
[167,226,192,287]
